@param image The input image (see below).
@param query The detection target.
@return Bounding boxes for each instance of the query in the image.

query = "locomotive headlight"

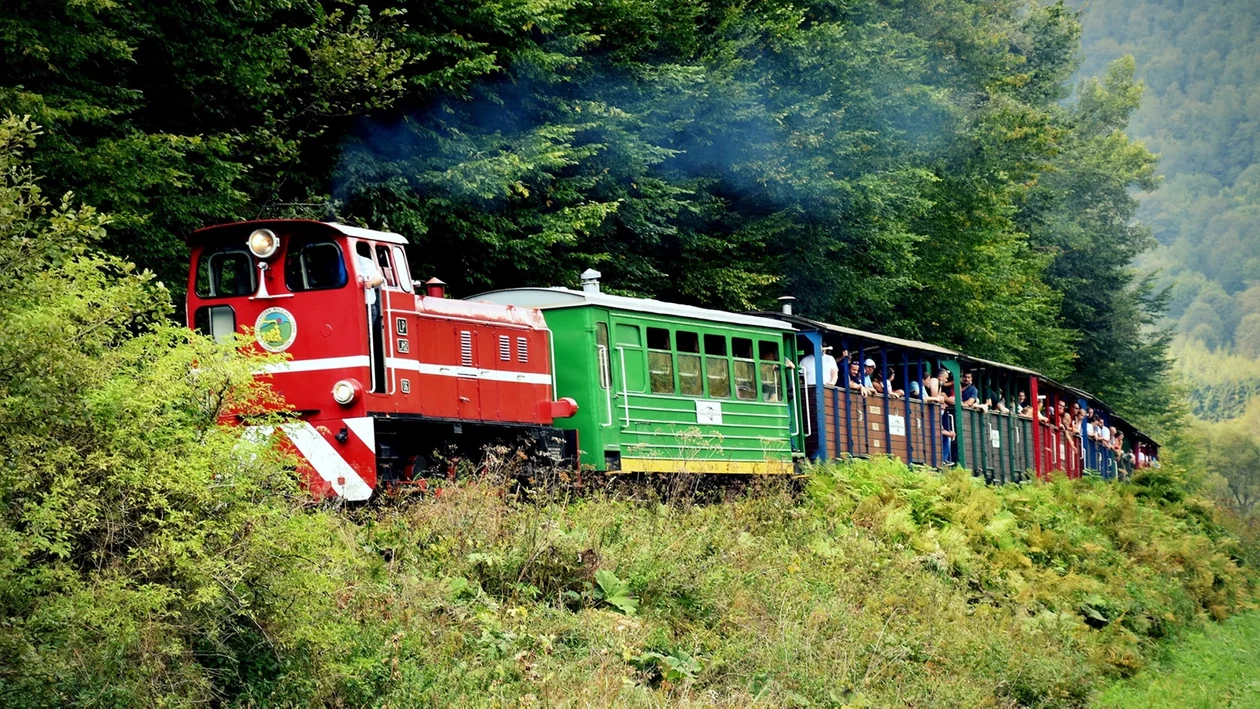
[331,378,361,405]
[247,228,279,259]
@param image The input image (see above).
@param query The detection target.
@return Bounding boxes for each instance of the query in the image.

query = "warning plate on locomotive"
[255,307,297,352]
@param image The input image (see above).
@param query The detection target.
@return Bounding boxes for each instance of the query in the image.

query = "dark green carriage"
[473,285,803,473]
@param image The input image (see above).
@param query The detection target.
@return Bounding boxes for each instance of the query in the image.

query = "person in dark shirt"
[960,372,980,408]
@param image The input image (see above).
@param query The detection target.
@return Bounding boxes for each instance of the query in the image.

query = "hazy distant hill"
[1077,0,1260,356]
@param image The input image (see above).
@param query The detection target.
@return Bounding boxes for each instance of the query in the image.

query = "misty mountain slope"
[1077,0,1260,354]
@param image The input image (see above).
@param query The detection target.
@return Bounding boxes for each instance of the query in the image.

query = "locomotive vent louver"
[581,268,601,294]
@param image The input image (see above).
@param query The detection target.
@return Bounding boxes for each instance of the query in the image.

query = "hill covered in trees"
[1,0,1173,426]
[1077,0,1260,357]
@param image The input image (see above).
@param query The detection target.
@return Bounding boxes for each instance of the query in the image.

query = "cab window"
[392,246,413,292]
[193,305,236,344]
[284,239,347,291]
[375,244,398,288]
[195,246,255,298]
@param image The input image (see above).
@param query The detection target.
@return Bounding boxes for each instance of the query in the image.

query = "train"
[187,219,1159,500]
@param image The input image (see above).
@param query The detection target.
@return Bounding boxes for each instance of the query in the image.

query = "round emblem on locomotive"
[255,307,298,352]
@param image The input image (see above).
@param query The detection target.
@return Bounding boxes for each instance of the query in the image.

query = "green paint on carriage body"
[472,287,801,473]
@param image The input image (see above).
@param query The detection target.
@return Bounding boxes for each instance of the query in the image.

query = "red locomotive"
[186,219,577,500]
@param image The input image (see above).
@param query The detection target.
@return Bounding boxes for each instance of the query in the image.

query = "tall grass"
[245,457,1255,707]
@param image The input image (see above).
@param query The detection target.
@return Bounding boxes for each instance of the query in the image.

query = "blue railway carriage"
[760,307,1159,482]
[473,277,804,474]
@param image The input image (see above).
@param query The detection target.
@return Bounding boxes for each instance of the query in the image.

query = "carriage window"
[392,246,413,292]
[677,331,699,353]
[703,334,727,356]
[676,331,703,396]
[374,245,398,288]
[758,341,782,401]
[647,327,674,393]
[615,323,640,346]
[704,334,730,398]
[734,360,757,400]
[706,358,730,398]
[195,246,255,298]
[284,240,347,292]
[733,337,756,400]
[596,322,610,389]
[649,351,675,394]
[647,327,671,350]
[760,362,782,402]
[193,305,236,344]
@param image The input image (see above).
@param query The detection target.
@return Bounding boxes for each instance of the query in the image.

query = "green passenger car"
[473,285,802,473]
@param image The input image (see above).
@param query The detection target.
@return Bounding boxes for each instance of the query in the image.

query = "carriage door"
[354,242,387,393]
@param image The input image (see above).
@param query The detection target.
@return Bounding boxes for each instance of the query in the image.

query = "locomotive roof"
[471,287,795,331]
[190,219,408,245]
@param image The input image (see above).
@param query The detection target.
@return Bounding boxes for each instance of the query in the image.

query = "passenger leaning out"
[847,360,875,397]
[960,372,985,410]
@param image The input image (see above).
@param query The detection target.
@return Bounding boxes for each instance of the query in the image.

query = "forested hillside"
[1077,0,1260,354]
[1,0,1174,424]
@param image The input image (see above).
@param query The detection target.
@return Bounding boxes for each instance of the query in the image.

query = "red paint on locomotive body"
[186,219,574,500]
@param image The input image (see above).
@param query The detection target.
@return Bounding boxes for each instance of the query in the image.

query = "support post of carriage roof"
[1006,374,1016,482]
[928,359,938,467]
[805,330,827,461]
[977,369,988,480]
[881,346,892,457]
[842,337,853,457]
[944,360,965,469]
[903,351,913,466]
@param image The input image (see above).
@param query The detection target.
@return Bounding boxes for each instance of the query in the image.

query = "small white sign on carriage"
[696,400,723,425]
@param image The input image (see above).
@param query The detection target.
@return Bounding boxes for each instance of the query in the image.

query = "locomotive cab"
[188,220,406,415]
[187,220,575,501]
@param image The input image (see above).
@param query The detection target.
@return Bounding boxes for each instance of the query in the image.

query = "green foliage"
[1095,611,1260,708]
[633,648,702,685]
[1078,1,1260,363]
[0,116,378,707]
[0,0,1183,421]
[593,569,639,616]
[1171,338,1260,421]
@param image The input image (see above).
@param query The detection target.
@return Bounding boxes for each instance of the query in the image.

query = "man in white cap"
[862,358,876,389]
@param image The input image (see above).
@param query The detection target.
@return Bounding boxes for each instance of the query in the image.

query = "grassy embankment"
[16,455,1256,707]
[286,456,1255,707]
[1094,611,1260,707]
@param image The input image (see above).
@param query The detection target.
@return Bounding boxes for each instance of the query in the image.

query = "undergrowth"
[9,457,1258,707]
[255,459,1256,706]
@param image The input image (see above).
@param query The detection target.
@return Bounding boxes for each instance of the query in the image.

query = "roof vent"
[580,268,602,294]
[425,277,446,298]
[778,295,796,315]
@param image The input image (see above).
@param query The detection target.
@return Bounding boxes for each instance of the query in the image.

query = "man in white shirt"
[355,242,385,304]
[800,346,840,387]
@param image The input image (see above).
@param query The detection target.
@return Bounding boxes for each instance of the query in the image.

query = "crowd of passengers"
[799,347,1153,470]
